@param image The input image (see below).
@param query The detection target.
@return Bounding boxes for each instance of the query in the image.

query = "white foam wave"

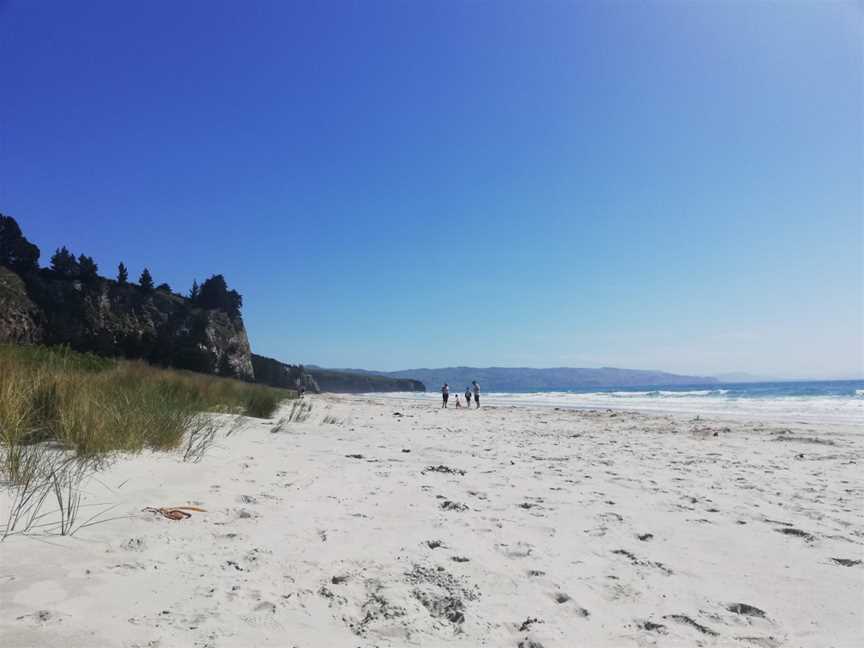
[370,390,864,426]
[605,389,729,398]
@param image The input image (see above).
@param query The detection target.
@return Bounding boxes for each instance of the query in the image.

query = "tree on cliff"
[156,282,171,292]
[138,268,154,292]
[78,255,98,282]
[50,247,80,277]
[0,214,40,273]
[194,274,243,318]
[117,262,128,285]
[189,280,199,301]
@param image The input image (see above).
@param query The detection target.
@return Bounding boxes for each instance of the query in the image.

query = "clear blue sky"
[2,1,862,378]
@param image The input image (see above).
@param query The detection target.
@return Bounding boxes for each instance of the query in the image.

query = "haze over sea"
[377,380,864,426]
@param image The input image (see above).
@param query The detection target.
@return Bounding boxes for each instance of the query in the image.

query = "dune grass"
[0,345,293,483]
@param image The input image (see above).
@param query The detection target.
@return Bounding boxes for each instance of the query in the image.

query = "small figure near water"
[455,395,462,408]
[441,383,449,408]
[465,386,472,406]
[472,380,480,408]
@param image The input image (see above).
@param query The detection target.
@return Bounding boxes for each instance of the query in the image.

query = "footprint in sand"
[552,592,589,617]
[662,614,718,637]
[497,542,533,558]
[727,602,767,618]
[831,557,862,567]
[636,619,667,634]
[15,609,61,625]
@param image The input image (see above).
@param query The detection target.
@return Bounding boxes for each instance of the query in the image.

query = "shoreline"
[366,391,864,430]
[2,394,862,647]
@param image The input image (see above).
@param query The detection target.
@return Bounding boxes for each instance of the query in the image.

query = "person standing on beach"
[465,386,472,406]
[472,380,480,408]
[441,383,450,408]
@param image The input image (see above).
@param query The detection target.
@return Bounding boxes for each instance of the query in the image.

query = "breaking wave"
[371,381,864,426]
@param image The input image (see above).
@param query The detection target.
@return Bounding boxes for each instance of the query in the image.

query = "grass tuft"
[0,345,294,480]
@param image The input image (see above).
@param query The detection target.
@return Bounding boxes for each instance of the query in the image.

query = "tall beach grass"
[0,345,293,482]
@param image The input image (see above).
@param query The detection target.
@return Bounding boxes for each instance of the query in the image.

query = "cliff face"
[251,354,320,393]
[0,267,44,344]
[0,266,254,380]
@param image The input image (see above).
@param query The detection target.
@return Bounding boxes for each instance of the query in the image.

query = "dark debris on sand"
[423,465,467,476]
[440,500,469,512]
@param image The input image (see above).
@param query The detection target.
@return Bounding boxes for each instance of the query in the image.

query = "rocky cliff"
[251,354,320,393]
[0,266,44,344]
[251,353,424,393]
[0,266,254,380]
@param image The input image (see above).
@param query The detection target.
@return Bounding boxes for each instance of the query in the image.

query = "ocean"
[373,380,864,426]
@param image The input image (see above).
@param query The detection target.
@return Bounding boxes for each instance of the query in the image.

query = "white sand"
[1,395,862,647]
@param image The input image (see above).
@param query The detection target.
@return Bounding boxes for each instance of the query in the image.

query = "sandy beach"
[1,394,862,647]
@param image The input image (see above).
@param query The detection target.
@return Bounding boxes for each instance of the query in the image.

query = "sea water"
[374,380,864,426]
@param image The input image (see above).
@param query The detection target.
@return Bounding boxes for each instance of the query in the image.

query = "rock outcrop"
[252,354,425,393]
[0,266,43,344]
[0,266,254,381]
[251,354,319,393]
[306,367,425,393]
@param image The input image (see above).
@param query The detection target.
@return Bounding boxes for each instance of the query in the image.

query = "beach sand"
[1,394,862,647]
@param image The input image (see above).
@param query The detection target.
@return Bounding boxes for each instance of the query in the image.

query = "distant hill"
[306,367,425,393]
[329,366,718,392]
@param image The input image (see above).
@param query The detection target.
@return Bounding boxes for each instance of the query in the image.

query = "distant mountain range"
[316,366,719,392]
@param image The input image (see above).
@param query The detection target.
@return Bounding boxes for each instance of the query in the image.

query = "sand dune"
[1,395,862,647]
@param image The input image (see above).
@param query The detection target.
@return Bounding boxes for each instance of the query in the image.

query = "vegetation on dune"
[0,345,294,483]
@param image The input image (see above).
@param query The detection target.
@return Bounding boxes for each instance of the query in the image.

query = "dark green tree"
[189,280,199,301]
[197,274,228,310]
[0,214,40,272]
[197,274,243,317]
[227,289,242,317]
[117,262,128,285]
[50,246,79,277]
[156,282,171,292]
[78,254,98,281]
[138,268,154,292]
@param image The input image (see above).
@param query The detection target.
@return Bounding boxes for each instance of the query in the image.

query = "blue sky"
[2,1,861,378]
